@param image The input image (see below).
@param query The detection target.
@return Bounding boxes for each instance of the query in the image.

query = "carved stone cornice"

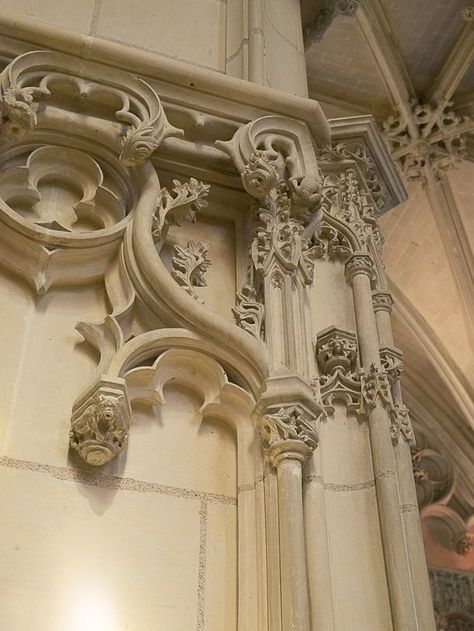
[382,99,474,182]
[344,251,376,283]
[372,290,394,313]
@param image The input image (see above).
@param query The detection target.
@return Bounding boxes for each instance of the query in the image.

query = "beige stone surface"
[380,182,474,380]
[0,271,107,460]
[0,466,201,631]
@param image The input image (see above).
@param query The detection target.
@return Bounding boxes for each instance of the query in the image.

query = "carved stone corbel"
[315,326,362,413]
[70,378,132,466]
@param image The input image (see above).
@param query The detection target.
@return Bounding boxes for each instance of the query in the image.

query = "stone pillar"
[346,253,418,631]
[374,292,437,631]
[260,408,317,631]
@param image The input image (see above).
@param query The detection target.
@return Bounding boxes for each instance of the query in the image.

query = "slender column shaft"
[304,452,335,631]
[264,469,282,631]
[350,268,418,631]
[275,454,310,631]
[373,294,437,631]
[248,0,265,85]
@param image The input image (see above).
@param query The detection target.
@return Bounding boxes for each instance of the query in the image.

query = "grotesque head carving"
[70,391,130,466]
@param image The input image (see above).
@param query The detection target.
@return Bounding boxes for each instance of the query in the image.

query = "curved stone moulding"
[0,50,183,166]
[123,161,268,387]
[70,330,257,467]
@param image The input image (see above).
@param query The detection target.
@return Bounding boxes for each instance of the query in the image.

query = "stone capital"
[372,291,394,313]
[345,251,376,282]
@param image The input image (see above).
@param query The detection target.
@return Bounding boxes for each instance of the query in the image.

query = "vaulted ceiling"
[302,0,474,568]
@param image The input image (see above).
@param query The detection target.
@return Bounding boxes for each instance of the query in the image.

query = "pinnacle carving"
[171,240,211,302]
[232,284,264,339]
[382,100,474,182]
[389,404,415,445]
[319,142,388,210]
[70,381,131,466]
[250,175,320,285]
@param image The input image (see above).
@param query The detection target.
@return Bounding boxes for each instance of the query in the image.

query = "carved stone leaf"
[232,284,265,339]
[171,240,211,302]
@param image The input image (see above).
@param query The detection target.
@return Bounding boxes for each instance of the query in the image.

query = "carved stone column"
[373,294,437,631]
[219,117,325,631]
[259,404,318,631]
[345,253,419,631]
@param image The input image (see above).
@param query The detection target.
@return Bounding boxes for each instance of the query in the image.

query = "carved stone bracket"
[315,326,362,413]
[70,378,132,466]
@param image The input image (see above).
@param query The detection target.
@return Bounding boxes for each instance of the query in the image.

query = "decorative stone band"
[70,378,131,466]
[372,290,394,314]
[258,404,319,467]
[344,251,376,283]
